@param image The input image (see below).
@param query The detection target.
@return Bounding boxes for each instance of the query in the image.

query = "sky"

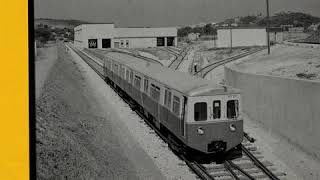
[35,0,320,27]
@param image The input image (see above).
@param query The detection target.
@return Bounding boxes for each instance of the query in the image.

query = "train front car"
[184,85,243,162]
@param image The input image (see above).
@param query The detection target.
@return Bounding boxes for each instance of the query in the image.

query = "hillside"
[217,11,320,28]
[258,11,320,28]
[35,18,89,29]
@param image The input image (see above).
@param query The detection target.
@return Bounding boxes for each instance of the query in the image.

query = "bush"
[35,28,52,43]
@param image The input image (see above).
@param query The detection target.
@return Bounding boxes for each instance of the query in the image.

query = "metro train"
[99,51,243,161]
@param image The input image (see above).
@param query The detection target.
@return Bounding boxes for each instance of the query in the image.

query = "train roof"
[105,51,240,97]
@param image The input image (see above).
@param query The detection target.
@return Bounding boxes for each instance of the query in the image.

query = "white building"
[74,23,178,49]
[216,27,267,48]
[187,33,200,41]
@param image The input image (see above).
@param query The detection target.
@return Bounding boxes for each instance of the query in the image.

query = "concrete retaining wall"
[217,28,267,48]
[225,66,320,159]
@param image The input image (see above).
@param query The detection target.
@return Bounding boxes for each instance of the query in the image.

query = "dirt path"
[36,43,164,179]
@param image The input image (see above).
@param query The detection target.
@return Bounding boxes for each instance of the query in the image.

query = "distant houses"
[187,33,200,41]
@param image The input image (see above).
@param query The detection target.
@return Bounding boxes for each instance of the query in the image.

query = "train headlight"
[197,127,205,135]
[229,124,237,132]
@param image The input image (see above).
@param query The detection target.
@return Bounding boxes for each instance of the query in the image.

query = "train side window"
[106,60,109,69]
[213,101,221,119]
[227,100,239,119]
[194,102,207,121]
[172,96,180,116]
[164,89,172,109]
[134,75,141,89]
[144,79,149,93]
[130,71,133,83]
[126,69,129,81]
[120,67,125,78]
[150,84,160,102]
[114,64,118,74]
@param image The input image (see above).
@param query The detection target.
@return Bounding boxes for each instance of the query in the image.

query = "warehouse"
[216,27,267,48]
[74,23,178,49]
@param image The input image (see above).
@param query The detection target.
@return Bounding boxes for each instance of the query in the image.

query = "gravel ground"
[137,48,175,67]
[36,43,165,179]
[244,113,320,180]
[67,44,198,180]
[138,48,175,61]
[233,44,320,81]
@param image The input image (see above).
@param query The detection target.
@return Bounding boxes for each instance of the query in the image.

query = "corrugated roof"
[104,52,240,96]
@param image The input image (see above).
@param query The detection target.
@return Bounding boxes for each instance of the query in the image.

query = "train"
[93,49,243,161]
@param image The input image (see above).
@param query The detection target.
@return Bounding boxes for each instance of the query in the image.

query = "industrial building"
[216,27,267,48]
[74,23,178,49]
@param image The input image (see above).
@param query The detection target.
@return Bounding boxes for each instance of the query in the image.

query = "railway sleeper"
[206,160,272,171]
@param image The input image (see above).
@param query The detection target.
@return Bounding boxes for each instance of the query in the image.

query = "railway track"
[194,47,266,78]
[92,47,164,66]
[158,47,180,58]
[168,46,192,70]
[66,43,286,180]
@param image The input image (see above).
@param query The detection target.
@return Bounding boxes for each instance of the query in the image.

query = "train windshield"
[194,102,207,121]
[213,101,221,119]
[227,100,239,119]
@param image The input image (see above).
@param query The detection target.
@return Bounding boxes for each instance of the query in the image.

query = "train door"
[161,88,171,124]
[225,94,241,120]
[171,92,185,137]
[181,97,187,137]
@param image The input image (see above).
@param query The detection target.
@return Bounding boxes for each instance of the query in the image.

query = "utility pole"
[230,25,233,53]
[266,0,270,54]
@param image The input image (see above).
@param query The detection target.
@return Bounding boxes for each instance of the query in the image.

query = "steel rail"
[168,46,191,69]
[241,145,280,180]
[194,47,266,78]
[227,160,255,180]
[94,48,164,66]
[224,161,241,180]
[67,43,216,180]
[159,47,180,57]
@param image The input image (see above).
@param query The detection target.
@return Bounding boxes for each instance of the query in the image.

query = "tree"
[240,15,259,25]
[178,26,192,37]
[203,24,217,35]
[35,28,52,43]
[257,11,320,28]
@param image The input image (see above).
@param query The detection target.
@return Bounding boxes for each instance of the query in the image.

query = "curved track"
[194,47,266,78]
[158,47,180,58]
[168,46,192,70]
[67,43,285,180]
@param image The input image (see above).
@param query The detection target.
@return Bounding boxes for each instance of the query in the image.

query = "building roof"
[115,27,177,38]
[74,23,115,28]
[104,51,240,96]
